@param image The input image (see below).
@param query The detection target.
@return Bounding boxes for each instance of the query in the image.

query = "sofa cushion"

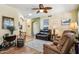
[44,44,61,53]
[56,44,62,51]
[60,37,67,46]
[53,41,59,46]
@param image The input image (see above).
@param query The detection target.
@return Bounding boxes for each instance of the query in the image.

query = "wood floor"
[0,36,75,54]
[0,46,41,54]
[0,36,41,54]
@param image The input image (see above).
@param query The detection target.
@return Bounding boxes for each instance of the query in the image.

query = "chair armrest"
[55,38,61,41]
[53,38,61,44]
[53,40,59,45]
[43,44,61,54]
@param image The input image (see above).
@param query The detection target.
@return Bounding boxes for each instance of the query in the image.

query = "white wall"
[49,10,78,36]
[26,19,32,36]
[0,5,25,44]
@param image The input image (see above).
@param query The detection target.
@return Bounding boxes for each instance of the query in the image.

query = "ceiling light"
[28,13,32,16]
[40,10,43,12]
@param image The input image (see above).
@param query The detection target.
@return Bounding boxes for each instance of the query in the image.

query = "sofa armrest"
[43,44,61,54]
[55,38,61,41]
[53,40,59,45]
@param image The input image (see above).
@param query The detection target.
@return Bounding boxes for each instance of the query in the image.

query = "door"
[33,22,40,36]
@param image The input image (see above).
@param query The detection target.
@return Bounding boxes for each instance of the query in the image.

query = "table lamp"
[70,22,78,31]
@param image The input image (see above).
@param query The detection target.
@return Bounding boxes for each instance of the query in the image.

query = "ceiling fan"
[32,4,52,13]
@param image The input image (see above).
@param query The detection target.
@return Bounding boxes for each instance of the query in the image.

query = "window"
[43,19,49,28]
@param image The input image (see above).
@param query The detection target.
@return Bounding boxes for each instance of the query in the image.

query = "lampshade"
[70,22,78,30]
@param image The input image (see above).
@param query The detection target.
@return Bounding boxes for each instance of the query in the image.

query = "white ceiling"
[7,4,79,18]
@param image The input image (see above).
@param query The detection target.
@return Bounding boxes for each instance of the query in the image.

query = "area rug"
[26,39,51,53]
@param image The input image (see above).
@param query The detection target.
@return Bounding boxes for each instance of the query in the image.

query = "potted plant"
[7,26,15,35]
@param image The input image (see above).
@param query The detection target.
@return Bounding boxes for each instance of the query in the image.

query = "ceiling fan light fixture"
[40,9,43,12]
[32,4,52,13]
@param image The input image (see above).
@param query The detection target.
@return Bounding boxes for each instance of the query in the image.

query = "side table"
[17,38,24,47]
[75,41,79,54]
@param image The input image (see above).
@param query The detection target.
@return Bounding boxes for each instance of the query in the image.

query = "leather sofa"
[36,29,52,41]
[43,30,75,54]
[0,35,16,51]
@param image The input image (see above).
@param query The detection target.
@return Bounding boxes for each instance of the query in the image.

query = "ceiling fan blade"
[43,10,48,13]
[45,7,52,9]
[32,4,52,13]
[32,8,39,10]
[39,4,44,9]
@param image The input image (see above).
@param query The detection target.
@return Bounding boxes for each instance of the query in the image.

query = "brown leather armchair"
[43,30,75,54]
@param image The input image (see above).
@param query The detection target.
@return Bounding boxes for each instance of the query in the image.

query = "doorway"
[33,22,40,35]
[32,18,40,36]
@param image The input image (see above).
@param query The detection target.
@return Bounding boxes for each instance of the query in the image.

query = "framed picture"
[2,16,14,29]
[61,19,71,25]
